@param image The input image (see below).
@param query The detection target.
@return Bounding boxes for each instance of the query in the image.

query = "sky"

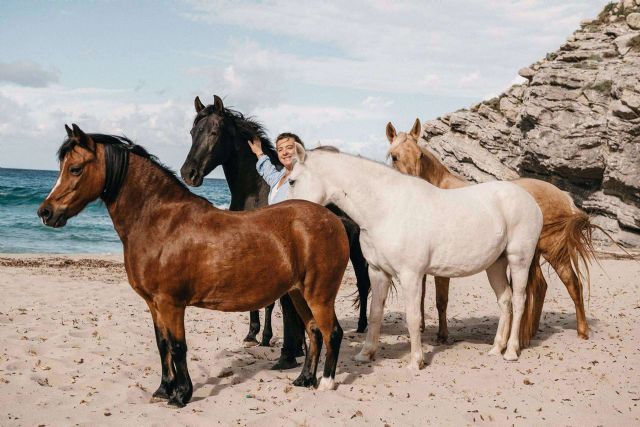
[0,0,609,177]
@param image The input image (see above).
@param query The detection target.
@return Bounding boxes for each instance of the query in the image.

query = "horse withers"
[38,124,349,406]
[288,144,543,369]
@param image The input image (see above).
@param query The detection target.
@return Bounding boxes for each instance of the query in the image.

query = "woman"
[248,132,301,204]
[248,132,306,369]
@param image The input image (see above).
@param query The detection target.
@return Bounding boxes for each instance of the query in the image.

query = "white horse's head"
[288,143,331,205]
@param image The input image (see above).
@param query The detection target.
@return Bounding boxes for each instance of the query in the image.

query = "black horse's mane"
[58,134,191,200]
[194,105,281,168]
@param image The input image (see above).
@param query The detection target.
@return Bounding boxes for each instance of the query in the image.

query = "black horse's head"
[181,95,232,187]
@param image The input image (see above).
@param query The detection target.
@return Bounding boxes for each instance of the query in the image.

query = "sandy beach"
[1,254,639,426]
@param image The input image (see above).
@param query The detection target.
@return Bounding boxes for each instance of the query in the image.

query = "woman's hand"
[248,136,264,157]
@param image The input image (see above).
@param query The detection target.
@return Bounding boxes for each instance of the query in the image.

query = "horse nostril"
[189,169,198,181]
[38,206,52,220]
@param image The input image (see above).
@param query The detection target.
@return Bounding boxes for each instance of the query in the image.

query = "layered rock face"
[421,1,640,247]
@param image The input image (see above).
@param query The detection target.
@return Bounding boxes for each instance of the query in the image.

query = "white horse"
[288,145,543,369]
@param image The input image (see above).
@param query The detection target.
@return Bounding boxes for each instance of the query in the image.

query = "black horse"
[180,95,371,370]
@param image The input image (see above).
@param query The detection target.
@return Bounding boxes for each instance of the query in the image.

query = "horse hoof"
[259,338,273,347]
[488,346,503,356]
[356,323,367,333]
[436,336,448,345]
[407,358,425,371]
[577,330,589,340]
[293,375,317,388]
[354,352,373,363]
[243,339,259,348]
[151,386,171,401]
[270,356,300,370]
[503,350,519,361]
[317,377,335,391]
[167,395,187,408]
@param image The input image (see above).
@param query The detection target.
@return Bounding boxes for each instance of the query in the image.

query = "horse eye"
[289,179,296,186]
[391,155,398,162]
[69,166,83,176]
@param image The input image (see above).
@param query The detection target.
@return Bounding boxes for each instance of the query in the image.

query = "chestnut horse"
[38,124,349,406]
[179,96,372,360]
[387,119,600,345]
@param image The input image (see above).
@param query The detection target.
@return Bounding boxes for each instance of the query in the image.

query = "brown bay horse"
[387,119,601,346]
[38,124,349,406]
[180,95,372,367]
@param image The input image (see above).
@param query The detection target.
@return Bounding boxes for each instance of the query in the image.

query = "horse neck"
[220,134,270,211]
[419,149,468,189]
[317,153,432,229]
[106,154,200,242]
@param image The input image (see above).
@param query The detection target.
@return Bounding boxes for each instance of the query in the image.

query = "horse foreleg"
[243,311,260,347]
[355,266,391,362]
[146,301,175,401]
[260,302,275,346]
[156,302,192,407]
[271,294,305,370]
[434,276,450,343]
[504,257,530,361]
[486,258,512,356]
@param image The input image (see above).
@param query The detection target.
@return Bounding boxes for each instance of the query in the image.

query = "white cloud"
[0,60,59,87]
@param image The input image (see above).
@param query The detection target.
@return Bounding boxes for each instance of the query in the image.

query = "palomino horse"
[38,125,349,406]
[180,96,372,353]
[387,119,599,345]
[288,145,543,368]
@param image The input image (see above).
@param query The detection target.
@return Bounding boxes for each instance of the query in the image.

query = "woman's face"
[277,137,296,169]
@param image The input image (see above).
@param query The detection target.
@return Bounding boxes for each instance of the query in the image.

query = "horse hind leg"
[288,290,322,387]
[504,255,534,361]
[549,258,589,339]
[400,272,428,370]
[485,257,512,356]
[243,310,260,347]
[260,302,275,346]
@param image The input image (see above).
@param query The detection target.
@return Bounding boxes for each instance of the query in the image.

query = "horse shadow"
[335,309,598,384]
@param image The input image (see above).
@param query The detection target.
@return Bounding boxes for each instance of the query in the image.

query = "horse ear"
[386,122,397,143]
[194,96,205,113]
[213,95,224,112]
[295,142,307,164]
[410,118,421,139]
[71,124,95,152]
[65,124,73,139]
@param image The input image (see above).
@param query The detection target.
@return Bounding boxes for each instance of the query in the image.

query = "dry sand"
[0,254,639,426]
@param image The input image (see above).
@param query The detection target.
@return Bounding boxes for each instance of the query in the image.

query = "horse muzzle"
[38,204,68,228]
[180,165,204,187]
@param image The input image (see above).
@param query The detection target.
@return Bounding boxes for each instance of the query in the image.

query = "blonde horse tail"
[519,249,546,348]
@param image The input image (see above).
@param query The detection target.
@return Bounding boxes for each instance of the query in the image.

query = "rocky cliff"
[421,1,640,247]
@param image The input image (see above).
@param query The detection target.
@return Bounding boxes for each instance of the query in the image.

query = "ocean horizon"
[0,167,231,254]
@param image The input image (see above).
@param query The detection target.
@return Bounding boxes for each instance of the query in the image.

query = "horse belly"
[424,222,507,278]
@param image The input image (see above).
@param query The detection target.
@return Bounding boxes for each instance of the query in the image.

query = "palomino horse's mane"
[194,105,281,168]
[58,133,194,203]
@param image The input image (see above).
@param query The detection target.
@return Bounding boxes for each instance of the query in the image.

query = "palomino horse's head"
[288,144,331,206]
[386,118,424,176]
[181,95,230,187]
[38,124,106,228]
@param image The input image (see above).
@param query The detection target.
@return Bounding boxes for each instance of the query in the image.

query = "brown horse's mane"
[57,133,203,203]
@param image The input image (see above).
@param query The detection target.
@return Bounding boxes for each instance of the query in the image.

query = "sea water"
[0,167,231,253]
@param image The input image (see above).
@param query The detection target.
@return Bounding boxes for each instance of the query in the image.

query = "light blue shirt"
[256,155,290,205]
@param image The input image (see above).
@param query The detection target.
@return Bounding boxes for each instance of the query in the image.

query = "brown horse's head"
[38,124,106,228]
[181,95,228,187]
[386,118,423,176]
